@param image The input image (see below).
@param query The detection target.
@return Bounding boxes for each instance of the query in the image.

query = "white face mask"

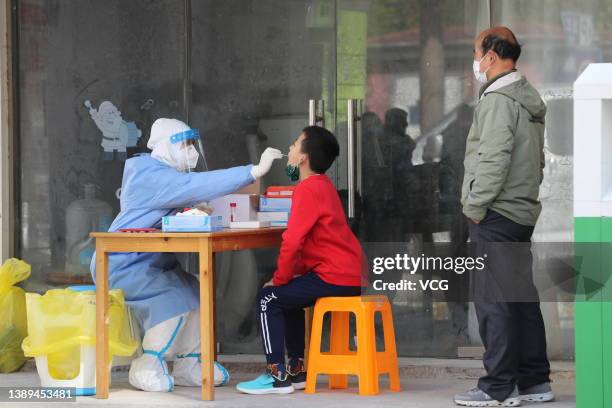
[165,143,200,172]
[185,145,200,170]
[473,55,489,83]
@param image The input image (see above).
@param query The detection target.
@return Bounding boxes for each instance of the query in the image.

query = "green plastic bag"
[0,258,31,373]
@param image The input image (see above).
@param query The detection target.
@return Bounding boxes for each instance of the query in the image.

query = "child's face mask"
[285,164,300,181]
[286,133,306,181]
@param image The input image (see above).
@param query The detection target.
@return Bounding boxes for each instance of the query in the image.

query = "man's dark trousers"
[469,210,550,402]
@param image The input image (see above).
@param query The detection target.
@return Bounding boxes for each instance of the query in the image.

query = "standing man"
[454,27,552,407]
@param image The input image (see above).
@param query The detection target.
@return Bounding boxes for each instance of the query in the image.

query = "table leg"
[199,238,215,400]
[212,253,217,360]
[95,243,110,399]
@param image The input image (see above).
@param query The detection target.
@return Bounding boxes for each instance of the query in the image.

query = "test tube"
[230,202,237,222]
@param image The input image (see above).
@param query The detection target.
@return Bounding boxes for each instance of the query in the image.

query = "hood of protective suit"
[148,118,194,171]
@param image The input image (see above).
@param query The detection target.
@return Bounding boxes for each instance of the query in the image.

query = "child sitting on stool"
[236,126,365,395]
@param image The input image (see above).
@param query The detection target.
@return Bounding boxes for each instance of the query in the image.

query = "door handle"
[347,99,363,219]
[309,99,325,127]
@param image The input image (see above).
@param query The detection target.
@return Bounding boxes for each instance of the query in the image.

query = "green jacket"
[461,71,546,226]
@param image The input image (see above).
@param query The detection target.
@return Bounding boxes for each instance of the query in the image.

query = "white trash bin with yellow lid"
[22,285,138,396]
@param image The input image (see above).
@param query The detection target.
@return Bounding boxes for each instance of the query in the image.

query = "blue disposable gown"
[90,154,255,331]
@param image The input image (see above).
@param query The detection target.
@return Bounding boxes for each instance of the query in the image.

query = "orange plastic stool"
[304,295,400,395]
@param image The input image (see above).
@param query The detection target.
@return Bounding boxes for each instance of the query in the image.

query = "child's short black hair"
[300,126,339,174]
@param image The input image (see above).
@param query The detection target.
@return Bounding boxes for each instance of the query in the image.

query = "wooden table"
[91,228,285,401]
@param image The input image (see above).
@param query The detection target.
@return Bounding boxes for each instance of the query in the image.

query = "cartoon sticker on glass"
[84,100,142,161]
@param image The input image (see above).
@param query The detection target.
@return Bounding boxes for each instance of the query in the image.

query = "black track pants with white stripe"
[257,272,361,365]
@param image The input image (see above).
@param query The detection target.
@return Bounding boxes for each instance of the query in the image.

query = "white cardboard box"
[209,194,259,226]
[229,221,271,229]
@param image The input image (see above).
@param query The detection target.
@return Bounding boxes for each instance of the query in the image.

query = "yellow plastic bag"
[22,288,138,380]
[0,258,31,373]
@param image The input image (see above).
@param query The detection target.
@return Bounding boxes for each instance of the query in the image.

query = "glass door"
[335,0,490,357]
[190,0,337,188]
[189,0,338,354]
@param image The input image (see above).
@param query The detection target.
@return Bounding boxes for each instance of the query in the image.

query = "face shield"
[168,129,208,172]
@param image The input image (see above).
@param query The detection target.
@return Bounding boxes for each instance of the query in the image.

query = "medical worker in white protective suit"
[90,118,283,392]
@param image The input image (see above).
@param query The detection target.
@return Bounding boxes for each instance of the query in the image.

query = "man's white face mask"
[473,54,490,83]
